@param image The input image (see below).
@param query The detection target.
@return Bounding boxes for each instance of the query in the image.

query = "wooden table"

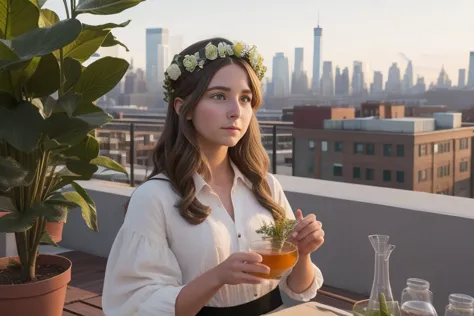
[63,286,103,316]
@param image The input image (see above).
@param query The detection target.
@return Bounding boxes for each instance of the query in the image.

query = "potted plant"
[0,0,144,315]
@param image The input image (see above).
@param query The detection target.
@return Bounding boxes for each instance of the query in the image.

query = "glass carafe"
[401,278,438,316]
[445,294,474,316]
[367,235,400,316]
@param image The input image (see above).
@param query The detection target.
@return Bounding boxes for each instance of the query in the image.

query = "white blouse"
[102,162,324,316]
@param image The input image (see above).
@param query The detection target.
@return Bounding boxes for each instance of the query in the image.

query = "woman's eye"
[241,96,252,103]
[211,94,226,100]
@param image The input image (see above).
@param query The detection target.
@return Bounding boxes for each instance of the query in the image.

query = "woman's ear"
[173,97,184,115]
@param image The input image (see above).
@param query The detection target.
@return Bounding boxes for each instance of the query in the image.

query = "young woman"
[102,38,325,316]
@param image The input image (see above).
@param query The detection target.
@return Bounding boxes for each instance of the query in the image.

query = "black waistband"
[196,286,282,316]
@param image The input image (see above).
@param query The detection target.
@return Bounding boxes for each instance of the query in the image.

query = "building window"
[396,171,405,183]
[334,141,343,152]
[383,170,391,182]
[308,140,315,150]
[366,143,375,155]
[396,144,404,157]
[460,138,469,150]
[460,161,469,172]
[353,167,361,179]
[321,141,328,152]
[333,164,343,177]
[438,141,450,154]
[418,144,428,156]
[383,144,392,156]
[366,168,375,180]
[437,165,451,178]
[418,169,428,182]
[354,143,364,154]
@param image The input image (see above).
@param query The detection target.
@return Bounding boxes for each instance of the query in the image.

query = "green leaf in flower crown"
[71,181,98,232]
[38,8,59,28]
[25,53,60,98]
[75,0,145,16]
[101,32,129,51]
[64,57,82,93]
[0,157,28,191]
[90,156,127,175]
[62,134,99,161]
[60,28,110,63]
[0,0,39,40]
[11,18,82,60]
[0,101,45,152]
[75,56,129,102]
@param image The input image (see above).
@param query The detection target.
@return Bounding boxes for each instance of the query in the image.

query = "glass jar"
[401,278,438,316]
[444,294,474,316]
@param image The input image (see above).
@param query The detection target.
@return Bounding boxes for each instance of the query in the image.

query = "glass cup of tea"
[248,239,298,280]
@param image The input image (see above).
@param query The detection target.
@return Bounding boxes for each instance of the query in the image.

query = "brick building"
[293,105,474,197]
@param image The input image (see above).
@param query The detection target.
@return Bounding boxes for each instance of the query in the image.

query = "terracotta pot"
[44,222,64,243]
[0,254,72,316]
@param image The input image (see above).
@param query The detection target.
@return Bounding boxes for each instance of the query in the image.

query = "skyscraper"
[146,28,169,90]
[320,61,334,97]
[402,61,413,94]
[351,61,365,95]
[468,52,474,88]
[458,69,466,88]
[312,25,322,93]
[371,71,383,96]
[272,52,290,97]
[386,63,401,94]
[342,67,350,95]
[292,48,307,94]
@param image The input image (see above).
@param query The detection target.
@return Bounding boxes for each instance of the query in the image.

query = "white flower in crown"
[218,42,228,58]
[248,46,259,67]
[205,42,218,60]
[226,44,234,56]
[166,63,181,80]
[183,54,198,72]
[198,60,205,68]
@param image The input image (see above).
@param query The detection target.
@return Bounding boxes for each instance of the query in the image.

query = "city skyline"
[45,0,473,85]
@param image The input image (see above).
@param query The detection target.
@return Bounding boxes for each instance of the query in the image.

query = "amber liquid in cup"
[249,240,298,280]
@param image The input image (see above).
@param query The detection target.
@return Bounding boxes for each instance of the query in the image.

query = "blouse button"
[254,293,258,297]
[237,233,241,238]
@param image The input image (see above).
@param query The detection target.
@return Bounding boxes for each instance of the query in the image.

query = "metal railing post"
[272,124,277,174]
[130,123,135,187]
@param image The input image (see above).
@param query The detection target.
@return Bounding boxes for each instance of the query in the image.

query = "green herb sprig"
[256,218,297,250]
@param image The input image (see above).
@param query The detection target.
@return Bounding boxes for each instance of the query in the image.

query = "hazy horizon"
[45,0,473,86]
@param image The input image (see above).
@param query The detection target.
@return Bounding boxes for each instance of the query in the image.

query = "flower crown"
[163,41,267,102]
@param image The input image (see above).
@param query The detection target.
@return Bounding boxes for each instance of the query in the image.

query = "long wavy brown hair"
[126,37,286,225]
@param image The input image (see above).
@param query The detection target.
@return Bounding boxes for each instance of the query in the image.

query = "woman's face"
[191,63,254,150]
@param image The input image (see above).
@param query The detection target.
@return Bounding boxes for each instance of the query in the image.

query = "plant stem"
[62,0,70,19]
[70,0,76,19]
[59,48,65,97]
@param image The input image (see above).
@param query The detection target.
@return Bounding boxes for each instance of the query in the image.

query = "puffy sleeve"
[102,181,185,316]
[267,173,324,302]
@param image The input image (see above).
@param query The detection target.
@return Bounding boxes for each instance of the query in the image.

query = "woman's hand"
[288,209,325,257]
[211,252,270,285]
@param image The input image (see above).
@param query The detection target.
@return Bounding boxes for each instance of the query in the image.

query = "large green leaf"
[101,32,129,51]
[44,112,92,146]
[25,53,59,98]
[30,0,48,8]
[91,156,127,175]
[65,160,98,179]
[0,210,37,232]
[9,56,40,99]
[83,20,130,30]
[30,201,68,222]
[0,157,28,191]
[62,134,99,161]
[0,91,16,108]
[75,56,129,102]
[0,0,39,40]
[75,0,145,15]
[76,107,113,128]
[57,91,82,117]
[11,18,82,59]
[38,8,59,28]
[40,231,57,246]
[63,57,82,93]
[71,181,98,231]
[0,40,17,59]
[0,101,45,152]
[0,196,16,212]
[61,28,109,63]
